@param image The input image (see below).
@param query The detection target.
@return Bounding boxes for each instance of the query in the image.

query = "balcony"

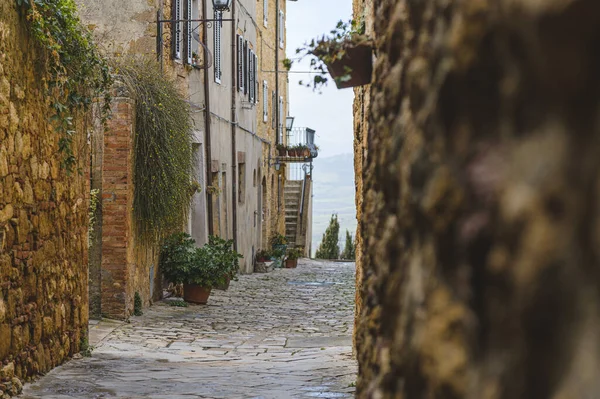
[277,127,319,163]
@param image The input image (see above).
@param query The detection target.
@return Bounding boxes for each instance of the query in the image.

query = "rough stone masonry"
[0,2,89,396]
[355,0,600,398]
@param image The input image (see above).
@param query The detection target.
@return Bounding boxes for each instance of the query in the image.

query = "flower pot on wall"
[324,40,373,89]
[183,284,212,304]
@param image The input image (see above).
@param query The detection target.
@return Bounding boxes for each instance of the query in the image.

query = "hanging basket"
[320,39,373,89]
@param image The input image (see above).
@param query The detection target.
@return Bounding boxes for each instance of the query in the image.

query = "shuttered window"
[237,35,243,92]
[254,53,259,104]
[243,40,248,95]
[263,0,268,27]
[263,81,268,122]
[249,51,255,103]
[185,0,193,64]
[214,11,222,83]
[279,96,284,142]
[173,0,182,59]
[279,10,284,49]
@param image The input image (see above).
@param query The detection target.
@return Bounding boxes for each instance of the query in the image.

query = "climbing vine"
[116,58,196,243]
[16,0,112,172]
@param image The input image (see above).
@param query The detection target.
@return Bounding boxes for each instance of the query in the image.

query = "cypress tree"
[315,214,340,259]
[341,230,355,260]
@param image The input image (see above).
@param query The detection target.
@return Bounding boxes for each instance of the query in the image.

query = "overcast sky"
[286,0,354,157]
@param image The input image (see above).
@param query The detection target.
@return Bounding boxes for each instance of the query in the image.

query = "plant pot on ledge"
[320,39,373,89]
[183,284,212,304]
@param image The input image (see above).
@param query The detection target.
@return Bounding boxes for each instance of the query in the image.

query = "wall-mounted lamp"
[286,116,295,133]
[213,0,232,11]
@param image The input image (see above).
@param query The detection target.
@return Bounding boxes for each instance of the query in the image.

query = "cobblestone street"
[20,260,357,399]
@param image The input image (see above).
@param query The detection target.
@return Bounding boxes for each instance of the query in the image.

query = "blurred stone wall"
[0,3,89,395]
[356,0,600,397]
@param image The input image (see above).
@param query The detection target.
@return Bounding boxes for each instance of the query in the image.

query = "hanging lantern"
[213,0,232,11]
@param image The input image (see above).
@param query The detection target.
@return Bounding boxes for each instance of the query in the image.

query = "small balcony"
[277,127,319,162]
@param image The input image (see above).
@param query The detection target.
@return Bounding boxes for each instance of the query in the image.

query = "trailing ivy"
[16,0,112,171]
[117,59,196,243]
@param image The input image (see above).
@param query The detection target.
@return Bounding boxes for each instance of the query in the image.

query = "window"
[279,10,284,49]
[279,96,284,143]
[254,53,259,104]
[237,35,244,92]
[186,0,199,65]
[263,0,268,27]
[263,81,268,122]
[249,50,254,103]
[243,40,248,95]
[172,0,182,59]
[214,11,222,83]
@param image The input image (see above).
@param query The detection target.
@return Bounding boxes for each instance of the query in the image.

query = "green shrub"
[286,248,302,261]
[159,233,242,289]
[133,292,143,316]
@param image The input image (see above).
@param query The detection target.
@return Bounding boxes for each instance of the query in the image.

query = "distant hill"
[310,153,357,256]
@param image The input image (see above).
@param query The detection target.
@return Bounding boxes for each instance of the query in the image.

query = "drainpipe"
[203,0,214,237]
[230,0,238,250]
[275,0,280,146]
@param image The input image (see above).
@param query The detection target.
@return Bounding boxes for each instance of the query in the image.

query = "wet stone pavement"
[20,259,357,399]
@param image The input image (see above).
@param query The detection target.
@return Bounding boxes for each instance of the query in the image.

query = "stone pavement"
[20,259,357,399]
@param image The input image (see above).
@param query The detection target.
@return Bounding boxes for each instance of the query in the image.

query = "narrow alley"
[20,260,357,399]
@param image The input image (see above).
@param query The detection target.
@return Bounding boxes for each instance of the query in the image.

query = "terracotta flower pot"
[324,40,373,89]
[302,148,311,157]
[288,149,297,157]
[278,148,287,156]
[183,284,212,304]
[285,259,298,269]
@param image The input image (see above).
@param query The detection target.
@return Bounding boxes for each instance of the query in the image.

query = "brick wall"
[0,3,89,394]
[357,0,600,397]
[94,91,160,320]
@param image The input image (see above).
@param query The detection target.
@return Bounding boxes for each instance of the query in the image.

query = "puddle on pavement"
[287,281,335,286]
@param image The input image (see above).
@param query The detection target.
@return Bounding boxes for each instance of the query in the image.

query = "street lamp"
[213,0,232,11]
[286,116,295,133]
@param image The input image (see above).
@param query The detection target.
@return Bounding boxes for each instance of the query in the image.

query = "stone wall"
[0,3,89,394]
[357,0,600,397]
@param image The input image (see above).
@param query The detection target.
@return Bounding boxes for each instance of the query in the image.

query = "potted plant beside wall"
[208,235,241,291]
[291,19,373,90]
[285,248,302,269]
[160,233,241,304]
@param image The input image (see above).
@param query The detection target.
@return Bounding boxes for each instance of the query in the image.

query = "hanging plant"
[116,58,196,243]
[289,19,373,91]
[16,0,112,172]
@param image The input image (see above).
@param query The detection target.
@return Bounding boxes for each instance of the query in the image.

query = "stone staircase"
[284,181,303,247]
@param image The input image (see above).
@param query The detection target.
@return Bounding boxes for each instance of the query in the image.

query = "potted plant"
[160,233,241,304]
[287,145,298,157]
[276,144,287,157]
[299,145,311,158]
[290,19,373,90]
[285,248,302,269]
[270,233,288,262]
[207,235,242,291]
[256,249,272,263]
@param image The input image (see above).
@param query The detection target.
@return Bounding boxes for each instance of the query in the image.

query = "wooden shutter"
[279,10,284,49]
[173,0,182,59]
[254,53,259,104]
[214,11,222,83]
[186,0,192,64]
[263,81,268,122]
[237,35,243,91]
[263,0,268,27]
[243,40,248,95]
[249,51,254,103]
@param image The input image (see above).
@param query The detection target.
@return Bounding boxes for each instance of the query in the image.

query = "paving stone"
[19,259,357,398]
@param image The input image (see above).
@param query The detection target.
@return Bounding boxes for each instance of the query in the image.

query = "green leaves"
[315,214,340,260]
[160,233,242,288]
[18,0,112,172]
[116,59,195,243]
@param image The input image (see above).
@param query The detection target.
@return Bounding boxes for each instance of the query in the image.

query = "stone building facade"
[78,0,290,318]
[355,0,600,397]
[0,2,89,393]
